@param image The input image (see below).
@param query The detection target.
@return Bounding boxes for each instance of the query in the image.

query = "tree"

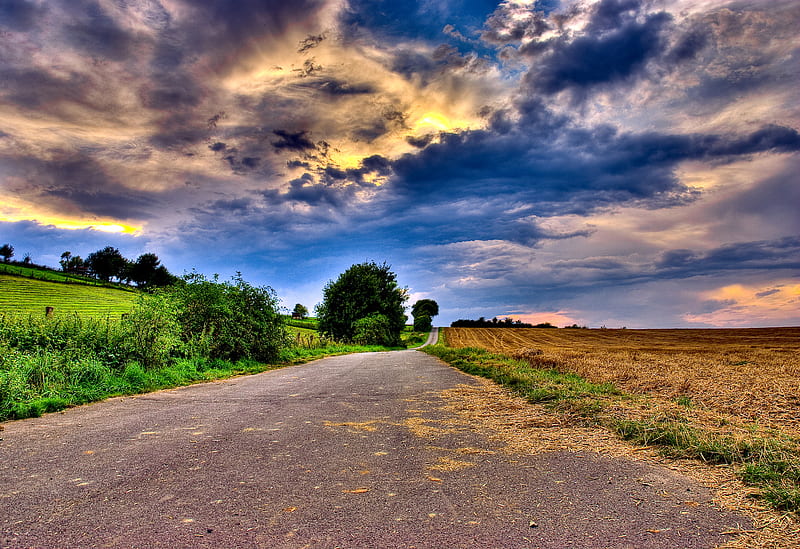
[128,253,162,288]
[0,244,13,263]
[292,303,309,319]
[60,251,86,274]
[60,251,72,271]
[316,261,408,345]
[352,314,395,346]
[411,299,439,325]
[85,246,127,281]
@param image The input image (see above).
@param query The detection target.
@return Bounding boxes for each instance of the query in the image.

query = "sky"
[1,0,799,328]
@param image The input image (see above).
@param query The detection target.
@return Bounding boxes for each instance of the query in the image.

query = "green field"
[0,262,129,289]
[0,274,137,318]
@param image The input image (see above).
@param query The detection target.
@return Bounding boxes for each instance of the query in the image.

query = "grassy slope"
[0,262,129,288]
[0,274,137,318]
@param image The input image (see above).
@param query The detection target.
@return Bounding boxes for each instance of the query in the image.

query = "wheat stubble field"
[445,327,800,435]
[438,327,800,547]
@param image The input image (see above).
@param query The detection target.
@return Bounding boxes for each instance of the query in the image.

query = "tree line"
[450,317,555,328]
[1,243,175,289]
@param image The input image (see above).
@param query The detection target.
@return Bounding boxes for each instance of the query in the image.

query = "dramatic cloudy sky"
[2,0,799,327]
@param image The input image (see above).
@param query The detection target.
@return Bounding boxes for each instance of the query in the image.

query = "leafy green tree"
[85,246,127,281]
[292,303,309,319]
[316,261,408,344]
[121,291,182,369]
[0,244,13,263]
[59,251,72,271]
[411,299,438,321]
[413,314,432,332]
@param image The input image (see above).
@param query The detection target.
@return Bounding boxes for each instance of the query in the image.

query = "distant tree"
[0,244,13,262]
[150,265,176,287]
[411,299,439,324]
[22,253,32,265]
[352,313,395,346]
[85,246,127,282]
[292,303,309,319]
[60,251,72,271]
[316,261,408,344]
[60,251,86,274]
[128,253,162,288]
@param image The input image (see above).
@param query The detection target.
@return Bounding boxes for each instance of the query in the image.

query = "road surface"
[0,350,748,548]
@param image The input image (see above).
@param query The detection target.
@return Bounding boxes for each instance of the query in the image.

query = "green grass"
[423,340,800,515]
[0,262,129,289]
[0,274,137,318]
[401,326,429,348]
[284,316,319,330]
[0,308,409,422]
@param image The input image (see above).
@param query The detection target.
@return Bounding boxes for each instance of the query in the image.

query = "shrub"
[413,314,432,332]
[120,292,181,369]
[170,272,288,362]
[352,314,397,346]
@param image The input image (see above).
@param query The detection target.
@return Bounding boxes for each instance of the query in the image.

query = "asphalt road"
[0,350,748,548]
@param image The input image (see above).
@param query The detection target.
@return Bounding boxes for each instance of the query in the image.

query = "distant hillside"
[0,273,137,319]
[0,262,133,289]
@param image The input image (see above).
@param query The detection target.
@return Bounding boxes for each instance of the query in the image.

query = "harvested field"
[444,327,800,435]
[438,327,800,544]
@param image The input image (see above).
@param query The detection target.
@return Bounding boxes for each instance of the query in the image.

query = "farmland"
[444,327,800,435]
[0,274,137,318]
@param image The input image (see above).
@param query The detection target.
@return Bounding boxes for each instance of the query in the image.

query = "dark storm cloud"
[655,237,800,276]
[388,111,800,218]
[0,68,89,110]
[365,107,799,256]
[281,175,355,207]
[1,151,159,219]
[181,0,328,69]
[0,0,46,31]
[298,33,326,53]
[64,1,134,61]
[525,8,672,95]
[295,77,376,96]
[271,130,317,152]
[139,77,204,111]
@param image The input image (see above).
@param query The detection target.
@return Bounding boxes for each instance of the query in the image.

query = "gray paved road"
[0,351,748,548]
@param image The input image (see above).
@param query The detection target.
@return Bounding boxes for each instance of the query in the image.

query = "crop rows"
[0,274,137,318]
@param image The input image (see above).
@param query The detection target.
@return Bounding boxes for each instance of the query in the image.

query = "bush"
[352,314,397,346]
[120,292,181,369]
[413,314,432,332]
[170,272,288,362]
